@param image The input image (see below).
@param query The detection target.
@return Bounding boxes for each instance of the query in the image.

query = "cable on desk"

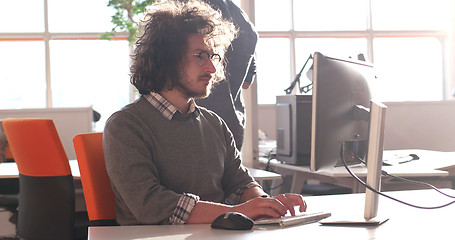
[354,154,455,199]
[340,144,455,209]
[264,147,276,172]
[260,148,287,193]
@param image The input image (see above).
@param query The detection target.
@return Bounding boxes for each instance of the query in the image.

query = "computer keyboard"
[254,211,331,227]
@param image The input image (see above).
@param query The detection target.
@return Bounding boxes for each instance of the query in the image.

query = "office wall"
[258,100,455,151]
[383,101,455,151]
[448,1,455,98]
[258,104,276,140]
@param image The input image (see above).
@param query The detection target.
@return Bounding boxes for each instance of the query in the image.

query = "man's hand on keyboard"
[274,193,307,216]
[232,193,307,220]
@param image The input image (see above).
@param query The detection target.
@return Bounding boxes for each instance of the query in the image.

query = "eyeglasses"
[194,51,222,66]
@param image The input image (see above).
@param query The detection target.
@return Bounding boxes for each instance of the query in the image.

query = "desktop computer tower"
[276,95,312,165]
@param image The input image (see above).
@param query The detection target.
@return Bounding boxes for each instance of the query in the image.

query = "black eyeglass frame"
[195,51,222,66]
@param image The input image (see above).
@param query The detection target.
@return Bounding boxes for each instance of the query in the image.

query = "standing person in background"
[193,0,258,151]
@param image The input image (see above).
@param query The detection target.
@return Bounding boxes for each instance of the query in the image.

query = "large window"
[1,0,453,127]
[254,0,452,104]
[0,0,130,131]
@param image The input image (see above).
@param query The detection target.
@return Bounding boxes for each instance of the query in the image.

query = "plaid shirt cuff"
[169,193,200,224]
[225,182,262,205]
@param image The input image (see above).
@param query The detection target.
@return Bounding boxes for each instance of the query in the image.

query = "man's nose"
[204,59,217,73]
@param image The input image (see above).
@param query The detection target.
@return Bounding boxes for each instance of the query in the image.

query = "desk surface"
[0,160,81,178]
[263,149,455,193]
[266,149,455,178]
[88,188,455,240]
[0,161,280,183]
[247,167,281,181]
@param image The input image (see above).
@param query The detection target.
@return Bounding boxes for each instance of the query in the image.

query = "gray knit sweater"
[103,96,255,225]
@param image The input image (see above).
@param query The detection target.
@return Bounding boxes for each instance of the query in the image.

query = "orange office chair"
[73,132,118,226]
[2,118,88,240]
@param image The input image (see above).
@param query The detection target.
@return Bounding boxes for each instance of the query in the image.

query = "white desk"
[88,188,455,239]
[263,149,455,193]
[0,161,280,185]
[0,162,280,214]
[0,160,81,178]
[247,167,281,185]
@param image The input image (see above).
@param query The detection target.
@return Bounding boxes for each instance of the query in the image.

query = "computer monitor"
[310,52,375,172]
[310,52,388,225]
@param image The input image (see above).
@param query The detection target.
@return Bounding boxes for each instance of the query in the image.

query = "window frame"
[249,0,454,104]
[0,0,131,108]
[2,0,453,107]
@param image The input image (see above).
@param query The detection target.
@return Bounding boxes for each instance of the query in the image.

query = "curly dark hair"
[130,0,237,95]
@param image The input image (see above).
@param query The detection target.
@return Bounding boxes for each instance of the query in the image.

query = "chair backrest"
[2,118,75,239]
[73,132,117,226]
[2,118,71,176]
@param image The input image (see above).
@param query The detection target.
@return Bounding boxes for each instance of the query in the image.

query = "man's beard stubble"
[176,74,215,100]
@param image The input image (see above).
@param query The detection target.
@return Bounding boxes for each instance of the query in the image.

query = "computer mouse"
[211,212,254,230]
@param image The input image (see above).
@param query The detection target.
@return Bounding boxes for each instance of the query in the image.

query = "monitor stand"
[320,100,389,226]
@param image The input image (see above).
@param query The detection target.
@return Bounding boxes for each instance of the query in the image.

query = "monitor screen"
[310,52,376,172]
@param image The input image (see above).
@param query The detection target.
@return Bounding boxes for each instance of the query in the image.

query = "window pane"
[50,40,130,131]
[0,0,44,32]
[48,0,115,32]
[373,37,443,101]
[256,38,291,104]
[294,0,368,31]
[0,41,46,108]
[255,0,292,31]
[295,38,368,68]
[295,38,368,91]
[372,0,450,30]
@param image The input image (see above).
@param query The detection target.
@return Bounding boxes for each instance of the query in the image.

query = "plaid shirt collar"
[144,92,198,120]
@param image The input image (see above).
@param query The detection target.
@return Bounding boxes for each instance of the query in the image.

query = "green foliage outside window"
[100,0,161,45]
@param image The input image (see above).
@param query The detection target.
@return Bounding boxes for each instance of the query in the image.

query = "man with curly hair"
[104,0,306,225]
